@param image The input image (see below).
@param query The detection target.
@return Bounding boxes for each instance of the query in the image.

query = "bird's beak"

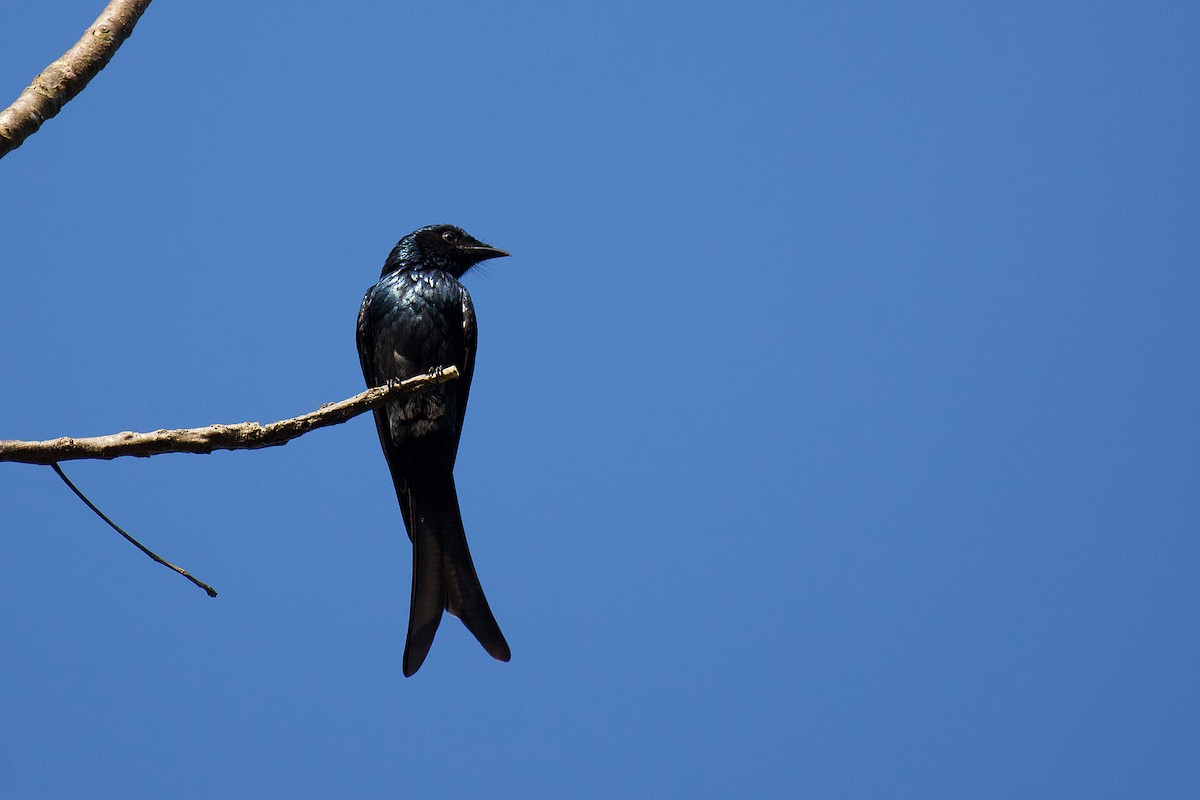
[465,244,510,262]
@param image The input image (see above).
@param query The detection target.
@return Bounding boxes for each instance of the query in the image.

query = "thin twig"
[0,0,154,158]
[0,367,460,465]
[51,462,217,597]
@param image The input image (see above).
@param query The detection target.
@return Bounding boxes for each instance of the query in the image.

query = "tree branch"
[0,367,460,465]
[0,0,154,159]
[52,462,218,597]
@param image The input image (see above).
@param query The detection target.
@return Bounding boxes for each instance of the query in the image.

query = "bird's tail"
[402,467,510,676]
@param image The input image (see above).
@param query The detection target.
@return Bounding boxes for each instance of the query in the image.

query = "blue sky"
[1,1,1197,797]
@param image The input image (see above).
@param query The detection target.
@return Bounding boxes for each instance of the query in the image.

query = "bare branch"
[52,463,218,597]
[0,367,460,465]
[0,0,154,159]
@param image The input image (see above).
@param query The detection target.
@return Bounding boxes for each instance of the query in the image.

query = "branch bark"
[0,367,460,465]
[0,0,153,159]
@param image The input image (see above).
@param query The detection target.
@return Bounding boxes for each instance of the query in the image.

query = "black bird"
[356,224,511,676]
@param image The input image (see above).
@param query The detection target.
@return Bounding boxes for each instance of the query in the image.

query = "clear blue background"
[2,2,1197,797]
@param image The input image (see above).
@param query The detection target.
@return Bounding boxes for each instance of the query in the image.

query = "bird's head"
[382,224,509,278]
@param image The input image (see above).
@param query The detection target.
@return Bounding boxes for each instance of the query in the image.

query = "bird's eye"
[441,230,458,243]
